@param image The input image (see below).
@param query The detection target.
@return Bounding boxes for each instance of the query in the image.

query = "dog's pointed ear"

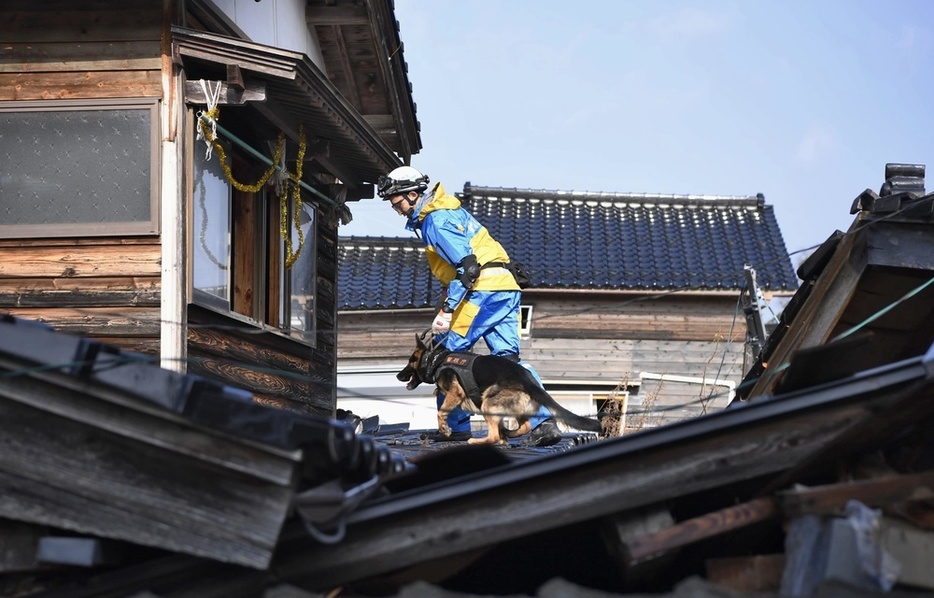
[416,332,426,349]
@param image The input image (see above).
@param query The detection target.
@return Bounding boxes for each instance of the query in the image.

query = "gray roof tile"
[338,184,799,310]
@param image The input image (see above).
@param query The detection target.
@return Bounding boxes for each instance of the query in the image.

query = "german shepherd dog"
[397,333,603,445]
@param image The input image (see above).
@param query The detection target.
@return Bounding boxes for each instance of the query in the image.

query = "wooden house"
[337,185,799,431]
[0,0,421,416]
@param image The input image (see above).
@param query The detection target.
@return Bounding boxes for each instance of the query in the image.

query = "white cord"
[196,79,222,159]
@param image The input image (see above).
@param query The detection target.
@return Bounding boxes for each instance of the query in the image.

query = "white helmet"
[377,166,429,199]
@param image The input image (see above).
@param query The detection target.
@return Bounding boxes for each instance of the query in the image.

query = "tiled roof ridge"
[339,235,422,247]
[463,183,765,207]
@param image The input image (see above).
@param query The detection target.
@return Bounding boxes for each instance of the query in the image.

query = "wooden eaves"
[172,26,403,193]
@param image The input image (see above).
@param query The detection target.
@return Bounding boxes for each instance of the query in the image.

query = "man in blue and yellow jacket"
[378,166,559,446]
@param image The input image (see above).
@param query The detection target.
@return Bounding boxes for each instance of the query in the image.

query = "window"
[520,304,533,337]
[277,201,317,342]
[0,99,159,239]
[193,143,231,309]
[191,115,317,346]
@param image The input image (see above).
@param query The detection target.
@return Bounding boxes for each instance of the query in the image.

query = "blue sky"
[340,0,934,269]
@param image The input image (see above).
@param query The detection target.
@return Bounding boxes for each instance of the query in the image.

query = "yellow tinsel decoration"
[198,108,285,193]
[198,109,309,269]
[281,123,307,269]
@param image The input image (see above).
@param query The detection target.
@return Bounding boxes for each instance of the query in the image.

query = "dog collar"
[418,346,449,384]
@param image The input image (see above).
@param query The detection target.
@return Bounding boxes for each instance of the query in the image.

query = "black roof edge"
[462,183,764,207]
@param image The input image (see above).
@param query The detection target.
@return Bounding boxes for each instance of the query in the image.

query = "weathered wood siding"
[0,1,341,417]
[337,310,430,364]
[0,1,163,356]
[527,293,744,426]
[0,2,163,100]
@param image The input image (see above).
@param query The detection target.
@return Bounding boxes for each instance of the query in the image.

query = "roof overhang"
[306,0,422,163]
[172,26,402,186]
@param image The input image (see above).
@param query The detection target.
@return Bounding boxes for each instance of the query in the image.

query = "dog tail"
[525,380,603,433]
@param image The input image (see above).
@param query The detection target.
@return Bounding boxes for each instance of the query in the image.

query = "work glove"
[431,310,452,334]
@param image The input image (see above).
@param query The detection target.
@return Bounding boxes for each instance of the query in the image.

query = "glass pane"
[193,148,230,304]
[0,108,151,225]
[285,201,316,343]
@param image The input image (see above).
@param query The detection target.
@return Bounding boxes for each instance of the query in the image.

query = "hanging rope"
[196,79,221,160]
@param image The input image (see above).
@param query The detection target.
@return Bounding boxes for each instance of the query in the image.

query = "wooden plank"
[91,336,160,357]
[622,497,778,563]
[0,275,160,292]
[534,327,744,342]
[778,471,934,517]
[0,41,161,73]
[0,278,162,309]
[186,352,314,393]
[306,5,368,25]
[0,238,159,248]
[186,354,333,415]
[0,245,161,279]
[0,9,160,43]
[0,360,301,485]
[232,187,257,319]
[601,505,677,583]
[0,366,300,568]
[188,326,314,377]
[276,402,872,588]
[745,231,865,398]
[266,200,282,329]
[0,71,162,101]
[1,307,160,337]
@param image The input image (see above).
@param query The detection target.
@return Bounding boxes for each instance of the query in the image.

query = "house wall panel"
[0,243,162,279]
[527,295,743,340]
[187,306,335,416]
[186,350,331,414]
[0,71,162,101]
[0,276,160,308]
[0,1,166,361]
[188,326,321,383]
[524,338,742,381]
[0,7,161,43]
[0,307,161,338]
[0,42,163,73]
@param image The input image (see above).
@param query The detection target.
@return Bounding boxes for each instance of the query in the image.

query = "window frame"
[192,134,233,312]
[188,109,317,348]
[0,98,160,239]
[519,304,534,337]
[279,201,318,344]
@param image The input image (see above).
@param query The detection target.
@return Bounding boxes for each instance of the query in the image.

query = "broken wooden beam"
[778,470,934,517]
[622,497,779,563]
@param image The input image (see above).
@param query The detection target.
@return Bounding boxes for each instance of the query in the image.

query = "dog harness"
[420,349,483,406]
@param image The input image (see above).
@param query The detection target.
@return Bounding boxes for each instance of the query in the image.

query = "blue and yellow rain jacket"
[406,182,519,313]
